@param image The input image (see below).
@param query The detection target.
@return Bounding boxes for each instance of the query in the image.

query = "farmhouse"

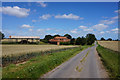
[49,36,70,45]
[8,36,40,43]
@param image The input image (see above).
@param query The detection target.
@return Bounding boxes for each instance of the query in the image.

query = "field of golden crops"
[2,45,77,56]
[97,41,119,52]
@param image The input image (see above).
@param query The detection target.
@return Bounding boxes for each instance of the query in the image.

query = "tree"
[70,38,75,45]
[64,34,72,39]
[115,39,119,41]
[107,38,112,41]
[101,37,105,41]
[81,36,86,45]
[53,34,60,38]
[75,37,82,45]
[86,34,96,45]
[44,35,53,43]
[0,32,5,39]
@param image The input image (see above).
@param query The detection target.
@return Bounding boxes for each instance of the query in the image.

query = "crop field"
[3,45,90,78]
[97,41,119,52]
[2,45,77,56]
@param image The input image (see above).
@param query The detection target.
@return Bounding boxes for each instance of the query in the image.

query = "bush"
[60,42,70,45]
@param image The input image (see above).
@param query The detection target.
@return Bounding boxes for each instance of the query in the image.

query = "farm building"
[2,36,40,44]
[49,36,70,45]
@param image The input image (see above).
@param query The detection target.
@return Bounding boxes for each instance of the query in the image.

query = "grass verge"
[2,45,91,78]
[96,45,120,78]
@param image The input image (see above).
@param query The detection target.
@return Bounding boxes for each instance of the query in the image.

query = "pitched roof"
[54,37,68,39]
[9,36,40,39]
[49,36,70,42]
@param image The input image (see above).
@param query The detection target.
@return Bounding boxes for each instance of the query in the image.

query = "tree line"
[41,33,96,45]
[100,37,119,41]
[0,31,5,40]
[0,31,96,45]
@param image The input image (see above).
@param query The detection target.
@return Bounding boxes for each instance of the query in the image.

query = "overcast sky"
[1,2,119,39]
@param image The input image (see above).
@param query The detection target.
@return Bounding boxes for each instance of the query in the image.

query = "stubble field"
[97,41,119,52]
[2,45,77,56]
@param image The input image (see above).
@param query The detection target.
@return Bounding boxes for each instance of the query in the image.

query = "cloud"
[39,14,51,20]
[55,14,84,20]
[37,28,51,32]
[79,26,87,29]
[0,6,30,17]
[37,2,47,7]
[100,20,115,24]
[100,31,105,34]
[70,29,77,33]
[29,29,33,31]
[111,28,119,31]
[83,29,93,32]
[92,24,108,31]
[106,31,110,33]
[114,9,120,13]
[32,20,36,22]
[111,28,119,33]
[21,24,33,28]
[111,16,118,19]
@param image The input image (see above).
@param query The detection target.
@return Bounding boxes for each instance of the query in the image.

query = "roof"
[49,36,70,42]
[54,37,68,39]
[9,36,40,39]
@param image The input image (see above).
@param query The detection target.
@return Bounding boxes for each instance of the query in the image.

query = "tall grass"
[96,45,120,78]
[2,45,90,78]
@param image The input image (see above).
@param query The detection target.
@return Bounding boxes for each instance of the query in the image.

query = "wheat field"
[2,45,77,56]
[97,41,119,52]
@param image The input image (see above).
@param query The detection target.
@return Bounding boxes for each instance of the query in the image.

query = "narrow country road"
[41,42,108,78]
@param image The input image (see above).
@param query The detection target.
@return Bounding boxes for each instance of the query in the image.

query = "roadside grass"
[96,45,120,78]
[2,45,91,78]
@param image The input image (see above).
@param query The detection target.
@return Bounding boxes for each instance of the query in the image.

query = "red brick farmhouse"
[49,36,70,45]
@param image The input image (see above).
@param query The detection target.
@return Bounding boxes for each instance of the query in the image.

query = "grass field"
[96,45,120,78]
[2,45,77,56]
[97,41,119,52]
[2,45,90,78]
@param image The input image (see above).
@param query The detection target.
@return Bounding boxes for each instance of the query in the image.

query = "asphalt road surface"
[42,42,108,78]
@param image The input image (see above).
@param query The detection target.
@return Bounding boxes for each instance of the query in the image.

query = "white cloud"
[79,26,87,29]
[21,24,33,28]
[111,28,119,31]
[92,24,108,31]
[0,6,30,17]
[37,28,51,32]
[37,2,47,7]
[39,14,51,20]
[100,20,115,24]
[83,29,93,32]
[114,9,120,13]
[106,31,110,33]
[32,20,36,22]
[100,31,105,34]
[29,29,33,31]
[111,28,119,33]
[37,29,44,32]
[55,14,83,20]
[111,16,118,19]
[70,29,77,33]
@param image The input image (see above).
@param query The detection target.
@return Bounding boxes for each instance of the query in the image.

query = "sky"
[0,2,119,40]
